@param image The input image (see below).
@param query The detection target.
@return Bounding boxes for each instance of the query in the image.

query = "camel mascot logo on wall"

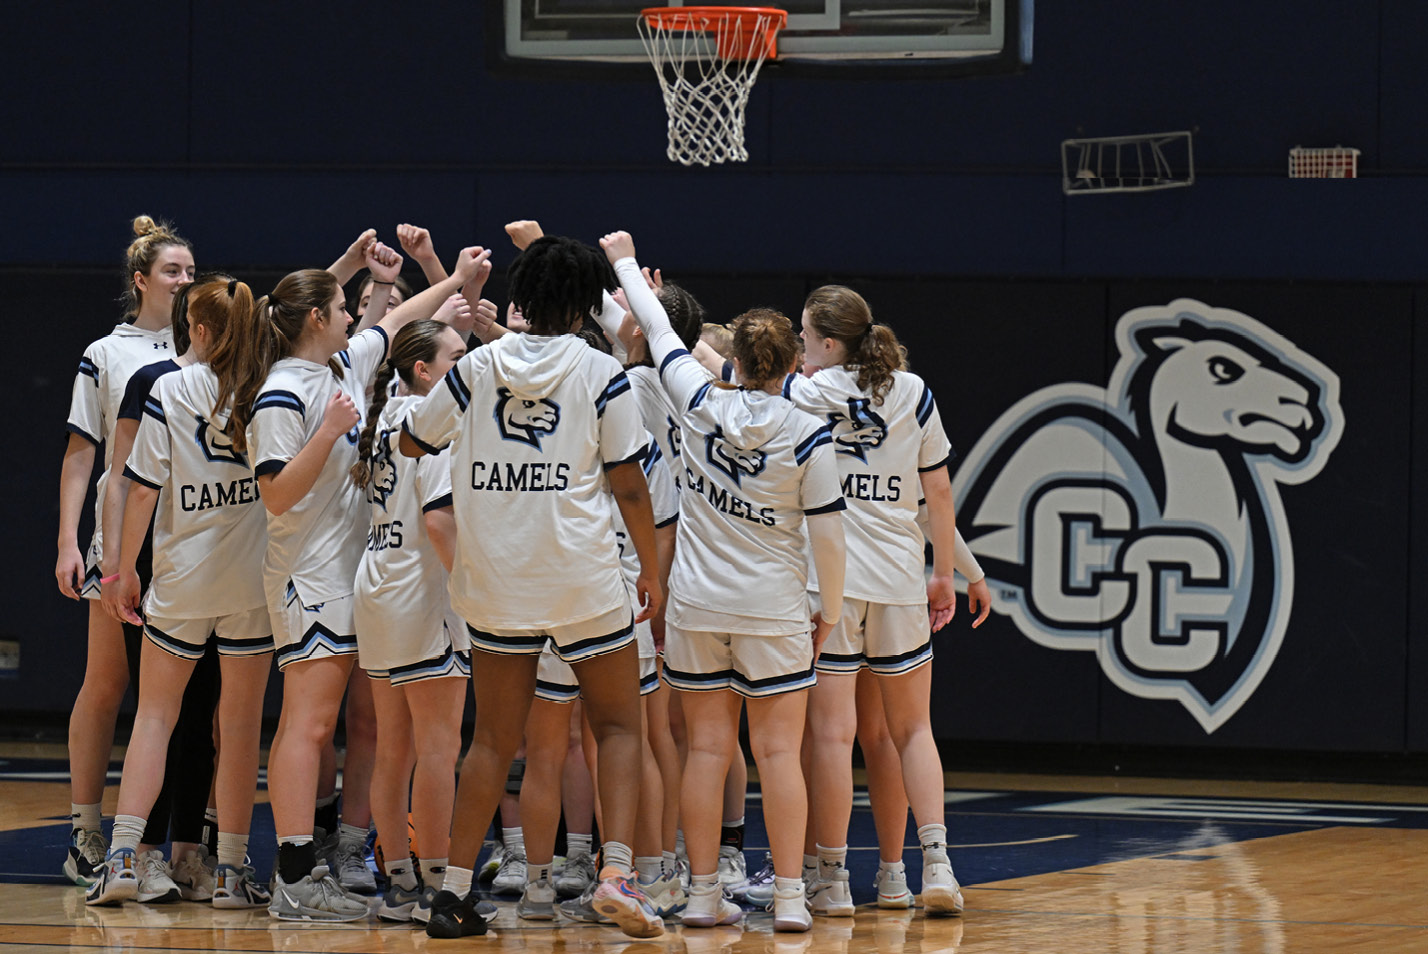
[952,300,1344,732]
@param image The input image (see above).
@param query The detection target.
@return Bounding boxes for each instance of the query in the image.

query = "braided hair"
[351,320,454,487]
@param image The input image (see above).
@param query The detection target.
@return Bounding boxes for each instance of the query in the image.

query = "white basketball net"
[638,10,781,166]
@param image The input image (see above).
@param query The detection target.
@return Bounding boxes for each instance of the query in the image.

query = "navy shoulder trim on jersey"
[443,366,471,412]
[252,389,306,418]
[366,324,390,352]
[402,420,446,456]
[917,453,952,474]
[117,359,179,421]
[66,422,100,446]
[722,360,735,383]
[77,356,99,382]
[781,373,795,399]
[659,348,691,381]
[338,350,352,369]
[916,383,936,426]
[141,396,166,423]
[121,464,163,490]
[422,492,454,513]
[642,439,664,475]
[688,380,713,412]
[805,497,848,516]
[654,513,680,530]
[596,371,632,418]
[254,459,287,477]
[604,444,648,472]
[794,423,834,464]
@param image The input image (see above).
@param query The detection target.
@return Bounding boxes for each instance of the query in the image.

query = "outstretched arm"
[353,241,402,333]
[377,246,491,340]
[398,223,449,286]
[328,228,377,285]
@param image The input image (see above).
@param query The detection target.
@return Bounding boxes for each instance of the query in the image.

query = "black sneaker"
[424,890,489,938]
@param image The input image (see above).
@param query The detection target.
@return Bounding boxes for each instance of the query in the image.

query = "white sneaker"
[517,878,557,920]
[477,840,502,883]
[212,864,271,909]
[554,851,596,898]
[491,845,527,896]
[681,882,742,927]
[172,847,216,901]
[84,847,138,906]
[808,869,855,916]
[644,872,688,919]
[65,827,108,887]
[268,865,369,922]
[875,863,914,909]
[716,845,746,888]
[591,874,666,938]
[920,861,964,916]
[332,841,377,895]
[135,850,181,903]
[772,883,811,933]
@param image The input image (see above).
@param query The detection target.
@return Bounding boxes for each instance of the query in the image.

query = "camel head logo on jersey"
[952,299,1343,733]
[368,427,399,510]
[495,388,561,450]
[705,426,767,486]
[827,398,887,463]
[194,417,247,466]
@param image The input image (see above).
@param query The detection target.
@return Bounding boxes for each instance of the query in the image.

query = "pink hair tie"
[99,574,120,585]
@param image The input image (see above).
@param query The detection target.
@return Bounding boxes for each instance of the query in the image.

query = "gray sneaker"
[212,864,270,909]
[554,852,596,899]
[491,845,527,896]
[377,882,425,922]
[557,878,610,923]
[268,865,369,922]
[731,852,775,907]
[65,828,108,887]
[332,841,377,895]
[517,878,557,920]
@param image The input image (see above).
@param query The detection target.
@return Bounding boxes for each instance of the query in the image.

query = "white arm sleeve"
[594,291,629,364]
[953,528,985,584]
[806,511,846,626]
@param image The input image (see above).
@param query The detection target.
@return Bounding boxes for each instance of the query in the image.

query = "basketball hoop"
[638,6,787,166]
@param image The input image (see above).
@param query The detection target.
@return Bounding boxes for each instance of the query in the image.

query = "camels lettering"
[952,299,1343,731]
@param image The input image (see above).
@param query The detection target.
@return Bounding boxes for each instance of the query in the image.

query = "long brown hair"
[216,268,340,453]
[802,285,906,404]
[351,320,451,487]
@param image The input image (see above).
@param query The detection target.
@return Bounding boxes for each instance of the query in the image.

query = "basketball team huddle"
[57,216,992,939]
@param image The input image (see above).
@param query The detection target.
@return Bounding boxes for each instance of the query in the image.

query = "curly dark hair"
[507,235,615,335]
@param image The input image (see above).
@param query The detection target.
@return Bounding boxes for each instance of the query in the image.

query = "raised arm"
[328,228,377,285]
[56,433,96,600]
[353,241,402,334]
[398,223,449,286]
[377,246,490,340]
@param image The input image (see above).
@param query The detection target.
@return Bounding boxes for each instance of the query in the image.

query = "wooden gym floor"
[0,743,1425,953]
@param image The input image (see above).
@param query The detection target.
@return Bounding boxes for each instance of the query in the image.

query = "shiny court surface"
[1,745,1425,953]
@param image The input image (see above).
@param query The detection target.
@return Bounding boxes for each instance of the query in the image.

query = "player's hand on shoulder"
[504,220,544,251]
[599,231,635,264]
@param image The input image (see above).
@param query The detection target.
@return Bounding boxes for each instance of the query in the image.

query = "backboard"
[499,0,1032,74]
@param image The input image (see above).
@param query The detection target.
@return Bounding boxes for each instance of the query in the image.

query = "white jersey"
[403,332,648,630]
[125,364,267,619]
[784,367,953,604]
[353,394,456,664]
[612,257,846,635]
[247,326,388,607]
[66,322,177,558]
[627,365,689,492]
[615,435,681,584]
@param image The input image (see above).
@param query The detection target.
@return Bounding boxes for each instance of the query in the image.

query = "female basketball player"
[85,277,275,910]
[351,319,478,922]
[601,230,846,933]
[58,216,194,889]
[401,234,666,941]
[223,240,488,921]
[787,284,965,917]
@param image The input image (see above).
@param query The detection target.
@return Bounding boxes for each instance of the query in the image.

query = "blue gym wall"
[4,2,1424,757]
